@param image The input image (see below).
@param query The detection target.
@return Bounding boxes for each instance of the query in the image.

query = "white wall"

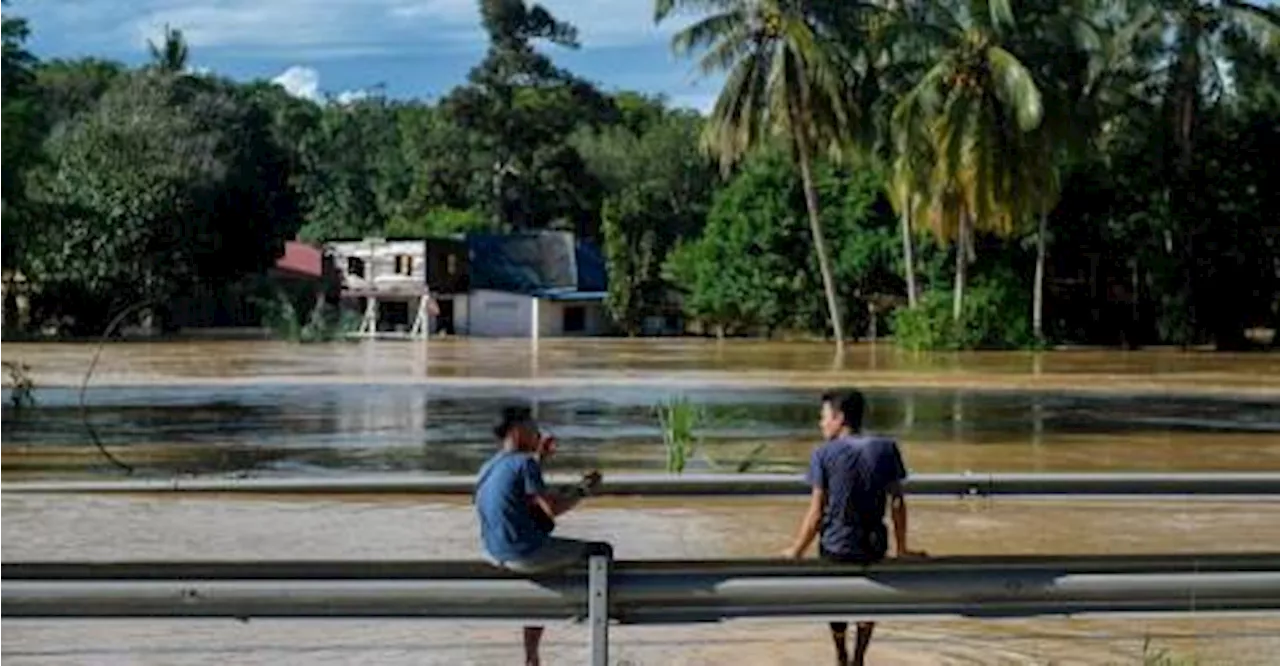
[326,239,427,294]
[467,290,604,338]
[469,290,535,338]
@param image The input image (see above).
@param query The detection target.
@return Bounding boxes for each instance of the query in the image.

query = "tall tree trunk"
[794,133,845,351]
[952,212,969,322]
[901,200,918,309]
[1033,212,1047,340]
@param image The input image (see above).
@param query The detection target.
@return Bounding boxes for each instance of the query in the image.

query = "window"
[563,305,586,333]
[394,255,413,276]
[347,257,365,278]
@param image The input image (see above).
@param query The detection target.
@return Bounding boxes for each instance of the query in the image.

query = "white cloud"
[270,66,374,106]
[272,65,322,101]
[668,91,716,115]
[335,89,371,105]
[23,0,703,64]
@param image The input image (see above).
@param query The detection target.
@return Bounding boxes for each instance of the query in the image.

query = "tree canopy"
[1,0,1276,349]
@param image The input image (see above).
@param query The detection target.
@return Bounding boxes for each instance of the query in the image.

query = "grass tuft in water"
[655,396,703,474]
[655,399,775,474]
[1141,638,1201,666]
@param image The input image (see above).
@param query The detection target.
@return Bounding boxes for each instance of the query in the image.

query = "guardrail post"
[586,542,612,666]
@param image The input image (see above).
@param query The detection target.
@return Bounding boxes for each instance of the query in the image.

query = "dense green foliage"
[1,0,1277,348]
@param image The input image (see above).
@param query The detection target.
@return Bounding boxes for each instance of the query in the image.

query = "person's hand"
[580,470,602,493]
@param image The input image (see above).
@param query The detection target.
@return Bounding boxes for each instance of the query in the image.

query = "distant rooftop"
[274,241,324,279]
[468,232,607,297]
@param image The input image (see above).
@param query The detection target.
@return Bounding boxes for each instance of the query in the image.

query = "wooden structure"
[326,238,438,339]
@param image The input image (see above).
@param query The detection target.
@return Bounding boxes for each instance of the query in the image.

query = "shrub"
[3,361,37,409]
[892,272,1033,351]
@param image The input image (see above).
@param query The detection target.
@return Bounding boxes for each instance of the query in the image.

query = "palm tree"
[1148,0,1280,341]
[656,0,866,351]
[1015,0,1161,341]
[147,24,189,73]
[864,0,925,309]
[1154,0,1280,170]
[889,0,1048,322]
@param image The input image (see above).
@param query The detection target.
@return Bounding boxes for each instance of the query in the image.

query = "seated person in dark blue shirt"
[783,389,926,666]
[474,406,601,666]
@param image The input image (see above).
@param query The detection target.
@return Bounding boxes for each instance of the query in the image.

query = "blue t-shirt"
[805,435,907,559]
[474,451,549,561]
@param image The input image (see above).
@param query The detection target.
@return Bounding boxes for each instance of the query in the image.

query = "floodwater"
[4,340,1279,478]
[3,339,1280,664]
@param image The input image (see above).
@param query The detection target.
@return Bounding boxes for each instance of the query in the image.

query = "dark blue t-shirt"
[474,451,548,561]
[805,435,907,559]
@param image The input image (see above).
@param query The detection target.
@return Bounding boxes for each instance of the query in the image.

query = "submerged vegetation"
[2,360,36,409]
[655,397,772,474]
[1141,639,1201,666]
[656,396,702,474]
[254,290,357,343]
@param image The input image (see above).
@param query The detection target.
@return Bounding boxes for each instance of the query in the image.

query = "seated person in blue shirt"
[474,406,602,666]
[783,389,927,666]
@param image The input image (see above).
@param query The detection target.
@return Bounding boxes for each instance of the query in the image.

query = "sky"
[8,0,724,112]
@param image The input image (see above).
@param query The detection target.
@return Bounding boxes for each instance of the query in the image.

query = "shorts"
[819,547,884,565]
[487,537,591,573]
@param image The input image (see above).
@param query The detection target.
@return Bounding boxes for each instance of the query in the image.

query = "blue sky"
[10,0,723,112]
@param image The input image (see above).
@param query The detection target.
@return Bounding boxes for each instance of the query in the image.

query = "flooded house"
[326,231,608,338]
[326,238,440,338]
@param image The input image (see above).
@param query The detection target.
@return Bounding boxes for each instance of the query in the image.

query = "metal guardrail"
[7,472,1280,496]
[6,552,1280,666]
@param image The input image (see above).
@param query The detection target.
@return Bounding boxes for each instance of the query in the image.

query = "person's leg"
[818,548,848,665]
[851,550,881,666]
[523,626,544,666]
[511,537,591,572]
[852,622,875,666]
[828,622,849,665]
[503,538,593,664]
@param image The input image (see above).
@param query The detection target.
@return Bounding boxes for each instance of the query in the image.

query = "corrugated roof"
[274,241,324,278]
[467,232,606,296]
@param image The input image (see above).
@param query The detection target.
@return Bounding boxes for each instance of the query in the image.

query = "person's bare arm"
[531,493,570,517]
[784,486,825,558]
[532,471,601,517]
[888,481,925,558]
[889,481,908,554]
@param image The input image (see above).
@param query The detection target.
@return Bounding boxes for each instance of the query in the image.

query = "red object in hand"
[536,434,557,461]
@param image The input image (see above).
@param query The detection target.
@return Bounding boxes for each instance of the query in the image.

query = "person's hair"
[493,406,534,440]
[821,389,865,431]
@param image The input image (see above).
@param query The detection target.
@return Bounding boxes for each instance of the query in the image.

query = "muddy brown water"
[3,341,1279,477]
[3,340,1280,664]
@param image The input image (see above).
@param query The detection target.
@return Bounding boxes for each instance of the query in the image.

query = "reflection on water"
[4,339,1280,395]
[4,384,1279,477]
